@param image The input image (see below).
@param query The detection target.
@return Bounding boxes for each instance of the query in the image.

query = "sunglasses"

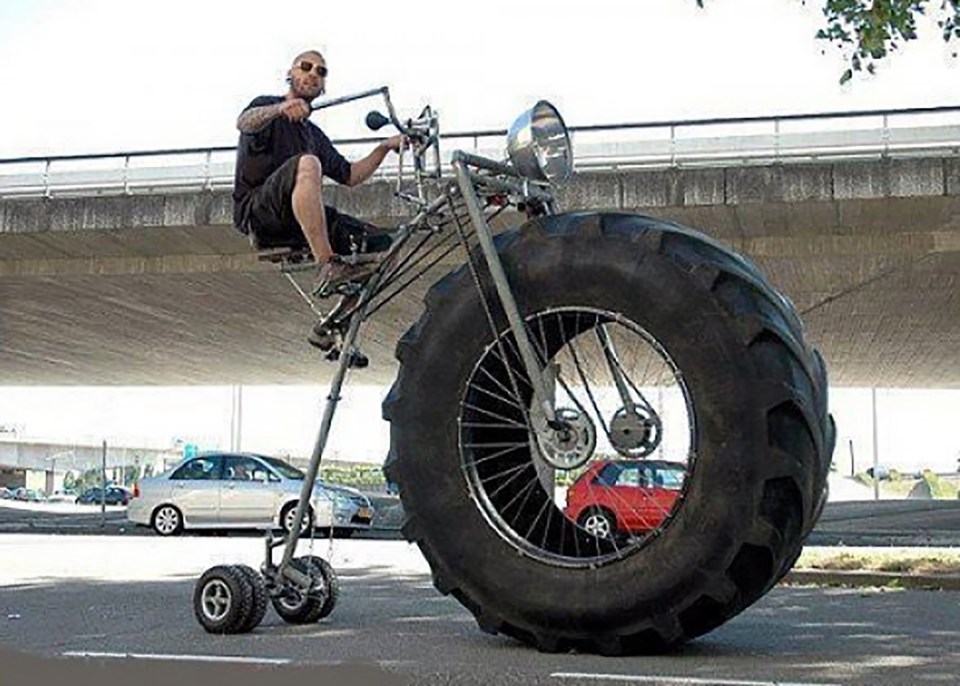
[298,60,328,78]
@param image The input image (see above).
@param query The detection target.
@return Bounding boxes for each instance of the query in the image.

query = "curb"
[784,569,960,591]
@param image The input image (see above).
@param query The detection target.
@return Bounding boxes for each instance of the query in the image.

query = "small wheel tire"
[577,507,616,540]
[280,502,314,536]
[271,556,340,624]
[233,564,268,632]
[193,565,253,634]
[152,504,183,537]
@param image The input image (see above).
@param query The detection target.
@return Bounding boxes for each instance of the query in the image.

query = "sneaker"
[312,257,379,298]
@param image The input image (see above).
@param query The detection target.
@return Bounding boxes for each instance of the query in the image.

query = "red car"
[564,460,687,539]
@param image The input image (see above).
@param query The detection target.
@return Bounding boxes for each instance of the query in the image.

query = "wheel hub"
[609,407,662,457]
[201,579,231,621]
[535,407,596,470]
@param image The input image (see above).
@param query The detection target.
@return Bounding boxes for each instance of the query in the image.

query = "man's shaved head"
[287,49,327,100]
[293,50,325,67]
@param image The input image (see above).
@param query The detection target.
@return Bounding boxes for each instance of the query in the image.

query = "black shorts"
[241,155,392,255]
[242,154,308,249]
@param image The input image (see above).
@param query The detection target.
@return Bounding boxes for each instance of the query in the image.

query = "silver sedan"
[127,452,375,537]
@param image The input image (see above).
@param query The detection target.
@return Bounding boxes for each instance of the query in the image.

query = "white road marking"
[63,651,291,665]
[551,674,841,686]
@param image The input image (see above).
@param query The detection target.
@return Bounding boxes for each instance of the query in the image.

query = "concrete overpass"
[0,439,177,492]
[1,108,959,387]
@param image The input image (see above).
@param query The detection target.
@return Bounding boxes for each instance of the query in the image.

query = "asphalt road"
[808,500,960,546]
[1,535,959,685]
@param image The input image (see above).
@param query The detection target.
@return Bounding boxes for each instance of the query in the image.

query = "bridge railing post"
[774,118,781,162]
[42,159,51,198]
[882,113,890,158]
[669,124,676,167]
[203,150,213,191]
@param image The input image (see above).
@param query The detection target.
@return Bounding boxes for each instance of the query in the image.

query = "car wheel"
[281,502,313,535]
[577,507,616,540]
[152,504,184,536]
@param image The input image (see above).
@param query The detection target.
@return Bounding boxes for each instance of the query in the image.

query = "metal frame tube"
[310,86,388,112]
[452,160,555,425]
[277,290,372,577]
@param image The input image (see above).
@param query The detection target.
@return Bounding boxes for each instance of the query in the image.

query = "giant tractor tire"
[382,212,834,654]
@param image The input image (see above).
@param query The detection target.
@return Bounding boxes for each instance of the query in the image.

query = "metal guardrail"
[1,105,959,198]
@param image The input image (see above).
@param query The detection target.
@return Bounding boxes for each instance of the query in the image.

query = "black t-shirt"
[232,95,353,228]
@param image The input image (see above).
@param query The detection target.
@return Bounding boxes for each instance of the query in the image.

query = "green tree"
[697,0,960,82]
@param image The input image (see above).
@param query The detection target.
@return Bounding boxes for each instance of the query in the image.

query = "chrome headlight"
[506,100,573,182]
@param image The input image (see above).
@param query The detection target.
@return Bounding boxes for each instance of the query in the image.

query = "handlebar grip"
[365,111,391,131]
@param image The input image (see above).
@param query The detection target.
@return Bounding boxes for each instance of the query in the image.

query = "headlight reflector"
[507,100,573,182]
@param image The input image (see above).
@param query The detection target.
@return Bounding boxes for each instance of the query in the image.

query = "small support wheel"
[193,565,254,634]
[234,564,268,632]
[271,556,340,624]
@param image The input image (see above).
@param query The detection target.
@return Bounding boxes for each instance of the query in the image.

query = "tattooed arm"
[236,103,282,133]
[236,99,310,133]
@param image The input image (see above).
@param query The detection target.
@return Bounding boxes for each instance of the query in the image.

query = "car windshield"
[258,456,305,480]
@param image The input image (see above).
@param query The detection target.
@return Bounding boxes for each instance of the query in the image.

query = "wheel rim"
[459,307,696,568]
[277,590,308,612]
[155,507,179,534]
[201,579,232,621]
[284,507,309,533]
[277,559,324,611]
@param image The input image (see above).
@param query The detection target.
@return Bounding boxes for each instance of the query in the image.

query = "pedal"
[311,278,364,300]
[324,348,369,369]
[348,350,370,369]
[308,325,338,352]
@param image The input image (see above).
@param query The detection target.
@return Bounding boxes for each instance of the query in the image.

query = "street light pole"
[871,388,879,502]
[101,439,107,527]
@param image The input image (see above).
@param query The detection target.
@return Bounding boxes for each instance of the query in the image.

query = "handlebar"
[309,85,412,137]
[310,85,442,202]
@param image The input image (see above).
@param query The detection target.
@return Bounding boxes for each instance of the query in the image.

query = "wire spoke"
[484,463,536,500]
[466,380,527,413]
[460,401,528,428]
[458,305,695,566]
[461,443,528,470]
[476,365,526,409]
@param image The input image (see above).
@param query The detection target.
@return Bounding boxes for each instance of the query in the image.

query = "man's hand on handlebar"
[382,135,408,153]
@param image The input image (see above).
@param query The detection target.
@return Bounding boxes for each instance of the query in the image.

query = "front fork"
[451,158,559,430]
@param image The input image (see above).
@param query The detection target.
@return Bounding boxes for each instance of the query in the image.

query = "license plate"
[358,507,372,519]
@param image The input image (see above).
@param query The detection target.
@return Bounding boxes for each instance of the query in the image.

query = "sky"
[0,0,958,158]
[0,0,958,474]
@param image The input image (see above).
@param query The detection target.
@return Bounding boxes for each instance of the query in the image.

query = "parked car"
[76,486,131,506]
[564,459,687,540]
[13,487,46,502]
[0,487,14,500]
[127,452,375,537]
[322,482,375,536]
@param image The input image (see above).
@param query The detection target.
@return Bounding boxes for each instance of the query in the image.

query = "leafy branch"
[696,0,960,83]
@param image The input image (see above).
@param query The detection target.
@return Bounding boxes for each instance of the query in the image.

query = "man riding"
[232,49,403,296]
